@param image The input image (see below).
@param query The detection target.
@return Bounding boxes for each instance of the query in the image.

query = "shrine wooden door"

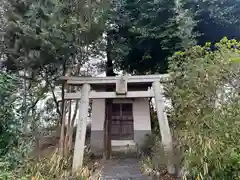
[111,103,134,140]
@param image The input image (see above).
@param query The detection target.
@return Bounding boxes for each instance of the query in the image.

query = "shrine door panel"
[111,103,134,140]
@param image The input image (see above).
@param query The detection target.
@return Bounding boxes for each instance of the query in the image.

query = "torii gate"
[59,74,175,174]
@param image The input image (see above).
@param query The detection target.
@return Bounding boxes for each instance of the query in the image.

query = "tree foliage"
[106,0,240,74]
[0,72,21,157]
[0,0,108,178]
[0,72,34,179]
[3,0,106,72]
[187,0,240,45]
[167,37,240,179]
[107,0,197,74]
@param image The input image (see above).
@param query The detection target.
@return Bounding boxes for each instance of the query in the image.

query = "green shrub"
[166,37,240,179]
[0,72,21,157]
[0,72,92,179]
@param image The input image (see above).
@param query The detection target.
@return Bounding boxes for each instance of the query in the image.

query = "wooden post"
[72,83,90,172]
[104,98,113,159]
[64,99,72,156]
[59,99,66,156]
[152,81,175,174]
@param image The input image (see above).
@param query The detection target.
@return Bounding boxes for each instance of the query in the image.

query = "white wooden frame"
[65,90,154,100]
[72,84,90,172]
[59,74,170,85]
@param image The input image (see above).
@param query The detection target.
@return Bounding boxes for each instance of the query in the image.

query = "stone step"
[103,174,149,178]
[100,158,151,180]
[102,176,151,180]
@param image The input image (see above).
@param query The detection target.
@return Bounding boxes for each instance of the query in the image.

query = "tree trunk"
[60,59,67,125]
[64,99,72,156]
[23,68,28,132]
[59,60,67,156]
[103,30,115,159]
[59,99,66,156]
[67,100,79,152]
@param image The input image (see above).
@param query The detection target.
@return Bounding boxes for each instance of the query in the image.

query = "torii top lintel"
[58,74,170,85]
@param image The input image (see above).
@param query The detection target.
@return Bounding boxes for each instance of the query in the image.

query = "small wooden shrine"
[59,74,175,174]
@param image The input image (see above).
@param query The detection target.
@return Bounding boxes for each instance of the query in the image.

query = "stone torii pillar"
[152,81,175,174]
[72,83,91,172]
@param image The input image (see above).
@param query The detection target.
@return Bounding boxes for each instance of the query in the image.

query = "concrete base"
[134,130,151,147]
[90,130,104,155]
[90,130,151,155]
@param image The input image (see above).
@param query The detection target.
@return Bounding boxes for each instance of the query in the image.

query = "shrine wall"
[90,99,105,155]
[132,98,151,146]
